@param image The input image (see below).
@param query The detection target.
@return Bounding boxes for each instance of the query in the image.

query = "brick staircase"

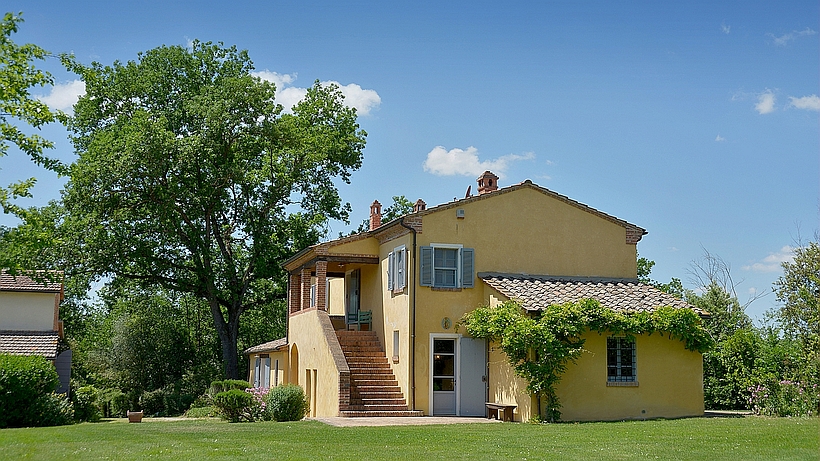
[336,330,422,417]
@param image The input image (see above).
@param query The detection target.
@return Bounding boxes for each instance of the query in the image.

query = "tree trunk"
[209,299,240,379]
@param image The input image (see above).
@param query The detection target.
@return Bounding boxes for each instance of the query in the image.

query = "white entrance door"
[459,337,487,416]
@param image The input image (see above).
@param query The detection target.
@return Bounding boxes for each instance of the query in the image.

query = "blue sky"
[3,1,818,321]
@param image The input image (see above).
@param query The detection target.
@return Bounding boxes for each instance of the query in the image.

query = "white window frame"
[431,243,463,288]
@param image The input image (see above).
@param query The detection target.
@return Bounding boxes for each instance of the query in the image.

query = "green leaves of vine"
[460,299,713,422]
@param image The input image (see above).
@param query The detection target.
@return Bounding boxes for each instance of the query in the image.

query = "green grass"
[0,416,817,460]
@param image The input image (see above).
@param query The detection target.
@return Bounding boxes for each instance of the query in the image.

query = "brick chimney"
[477,171,499,195]
[369,200,382,230]
[413,199,427,213]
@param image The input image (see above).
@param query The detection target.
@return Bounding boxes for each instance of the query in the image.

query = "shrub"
[213,389,253,422]
[98,388,128,418]
[28,393,75,427]
[749,379,819,417]
[265,385,308,422]
[184,405,218,418]
[140,385,195,416]
[246,387,272,421]
[72,385,101,422]
[209,379,251,397]
[0,354,63,428]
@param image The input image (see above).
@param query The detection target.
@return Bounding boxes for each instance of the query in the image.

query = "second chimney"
[369,200,382,230]
[413,199,427,213]
[477,171,499,194]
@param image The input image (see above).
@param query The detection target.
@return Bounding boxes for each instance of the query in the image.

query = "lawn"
[0,416,817,460]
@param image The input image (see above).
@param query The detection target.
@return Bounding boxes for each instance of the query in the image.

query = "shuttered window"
[387,245,407,292]
[419,245,475,288]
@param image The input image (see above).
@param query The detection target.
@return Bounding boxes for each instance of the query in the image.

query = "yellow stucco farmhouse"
[245,171,707,421]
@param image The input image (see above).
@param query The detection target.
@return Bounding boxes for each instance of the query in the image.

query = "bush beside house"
[0,353,74,427]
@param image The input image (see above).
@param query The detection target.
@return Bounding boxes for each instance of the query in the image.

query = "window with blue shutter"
[419,245,474,288]
[396,247,406,290]
[387,246,407,292]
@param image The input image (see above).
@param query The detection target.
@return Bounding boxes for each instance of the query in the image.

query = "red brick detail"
[315,260,328,311]
[289,273,301,314]
[625,225,645,244]
[403,215,423,234]
[413,199,426,212]
[301,268,312,310]
[338,371,351,412]
[370,200,382,230]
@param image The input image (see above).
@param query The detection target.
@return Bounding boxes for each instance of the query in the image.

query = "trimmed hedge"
[0,353,72,427]
[213,389,253,423]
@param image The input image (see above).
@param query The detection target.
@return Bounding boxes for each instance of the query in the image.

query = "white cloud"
[742,246,794,272]
[767,27,817,46]
[755,90,776,114]
[252,70,381,115]
[422,146,535,179]
[789,95,820,111]
[37,80,86,112]
[721,22,731,34]
[715,134,726,142]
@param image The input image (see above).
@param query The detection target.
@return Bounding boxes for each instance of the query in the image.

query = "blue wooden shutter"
[387,251,394,290]
[253,357,261,387]
[262,357,271,388]
[461,248,475,288]
[420,246,433,286]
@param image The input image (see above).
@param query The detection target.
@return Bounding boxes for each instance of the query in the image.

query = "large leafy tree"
[62,41,366,378]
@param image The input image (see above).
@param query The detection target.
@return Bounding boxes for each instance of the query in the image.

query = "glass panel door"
[433,338,456,415]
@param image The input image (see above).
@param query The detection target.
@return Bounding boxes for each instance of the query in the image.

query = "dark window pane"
[434,339,455,354]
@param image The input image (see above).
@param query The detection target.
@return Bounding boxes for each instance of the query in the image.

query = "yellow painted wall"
[411,186,641,415]
[328,277,345,316]
[488,331,704,422]
[418,187,637,278]
[0,292,59,331]
[287,309,350,417]
[378,234,414,407]
[328,237,380,256]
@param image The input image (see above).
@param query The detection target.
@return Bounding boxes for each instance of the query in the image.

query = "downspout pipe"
[399,217,418,411]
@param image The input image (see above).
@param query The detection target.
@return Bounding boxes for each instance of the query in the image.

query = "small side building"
[0,271,71,394]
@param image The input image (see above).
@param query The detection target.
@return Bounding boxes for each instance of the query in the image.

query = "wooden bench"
[485,402,516,422]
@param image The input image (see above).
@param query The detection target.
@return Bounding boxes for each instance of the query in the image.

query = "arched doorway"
[289,344,299,385]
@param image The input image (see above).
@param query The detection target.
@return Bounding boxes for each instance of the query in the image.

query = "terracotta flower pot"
[127,411,143,423]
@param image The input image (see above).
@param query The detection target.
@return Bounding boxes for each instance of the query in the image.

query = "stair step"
[340,410,424,417]
[343,404,413,411]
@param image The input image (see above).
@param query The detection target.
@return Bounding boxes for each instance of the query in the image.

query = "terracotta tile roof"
[0,271,63,293]
[479,273,707,316]
[0,331,60,359]
[243,337,288,355]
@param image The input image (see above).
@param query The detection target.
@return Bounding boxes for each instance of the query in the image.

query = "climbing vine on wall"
[459,299,713,422]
